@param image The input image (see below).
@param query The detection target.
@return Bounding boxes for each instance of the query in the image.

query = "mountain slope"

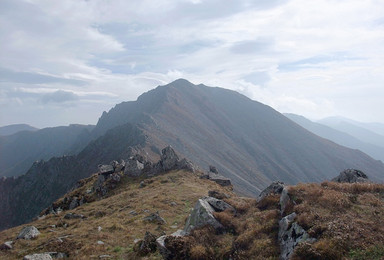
[94,79,384,195]
[285,113,384,162]
[0,124,38,136]
[0,124,94,177]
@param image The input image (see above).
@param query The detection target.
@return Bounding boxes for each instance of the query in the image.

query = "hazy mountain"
[1,79,384,231]
[285,113,384,162]
[0,124,38,136]
[0,124,95,177]
[319,117,384,148]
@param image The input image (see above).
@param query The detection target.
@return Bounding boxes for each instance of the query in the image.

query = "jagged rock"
[23,253,52,260]
[178,158,195,172]
[278,212,316,260]
[279,187,293,216]
[184,196,225,233]
[64,213,85,219]
[68,197,79,210]
[209,166,219,174]
[208,190,230,200]
[209,175,232,187]
[99,255,112,258]
[135,231,157,256]
[98,164,114,175]
[204,196,234,212]
[143,212,166,225]
[17,226,40,240]
[257,181,285,202]
[160,146,179,171]
[110,172,121,183]
[332,169,369,183]
[156,230,187,259]
[124,159,144,176]
[114,160,126,172]
[0,241,13,250]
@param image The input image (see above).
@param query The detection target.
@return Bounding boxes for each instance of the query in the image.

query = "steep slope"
[0,124,38,136]
[0,124,94,177]
[94,79,384,195]
[0,123,146,230]
[285,113,384,162]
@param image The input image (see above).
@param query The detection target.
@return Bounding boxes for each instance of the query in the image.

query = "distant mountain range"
[1,79,384,230]
[285,114,384,162]
[0,124,38,136]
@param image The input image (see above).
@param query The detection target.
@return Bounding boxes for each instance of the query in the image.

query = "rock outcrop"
[257,181,285,202]
[201,166,232,186]
[23,253,52,260]
[332,169,369,183]
[134,231,157,256]
[156,230,187,260]
[0,241,13,250]
[17,226,40,240]
[143,212,166,225]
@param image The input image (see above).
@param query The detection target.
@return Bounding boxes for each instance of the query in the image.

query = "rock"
[280,187,293,216]
[99,255,112,258]
[204,196,234,212]
[129,210,138,216]
[208,190,230,200]
[47,252,68,258]
[135,231,157,256]
[0,241,13,250]
[98,164,114,175]
[23,253,52,260]
[209,166,219,174]
[156,229,187,259]
[98,226,102,232]
[159,146,179,171]
[184,197,225,233]
[143,212,166,225]
[257,181,285,202]
[64,213,85,219]
[124,159,144,176]
[110,173,121,183]
[178,158,195,172]
[17,226,40,240]
[139,181,146,188]
[170,202,177,206]
[97,240,104,245]
[332,169,369,183]
[68,197,79,210]
[278,212,316,260]
[209,175,232,187]
[114,160,126,172]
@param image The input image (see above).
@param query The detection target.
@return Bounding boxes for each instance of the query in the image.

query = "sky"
[1,0,384,128]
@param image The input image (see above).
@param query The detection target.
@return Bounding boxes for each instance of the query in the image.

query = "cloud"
[40,90,79,104]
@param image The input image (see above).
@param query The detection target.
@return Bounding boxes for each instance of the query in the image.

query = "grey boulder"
[17,226,40,240]
[23,253,52,260]
[257,181,285,202]
[332,169,369,183]
[0,241,13,250]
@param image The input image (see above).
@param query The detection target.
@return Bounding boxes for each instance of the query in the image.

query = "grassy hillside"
[1,168,383,259]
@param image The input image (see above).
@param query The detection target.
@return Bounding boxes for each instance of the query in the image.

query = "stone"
[64,213,85,219]
[209,166,219,174]
[209,175,232,186]
[332,169,369,183]
[257,181,285,202]
[98,164,114,175]
[156,229,187,259]
[170,202,177,206]
[114,160,126,172]
[99,255,112,258]
[97,240,104,245]
[279,187,293,216]
[110,173,121,183]
[0,241,13,250]
[124,159,144,176]
[204,196,234,212]
[178,158,195,172]
[184,197,224,233]
[68,197,79,210]
[23,253,52,260]
[17,226,40,240]
[47,252,68,258]
[278,212,316,260]
[129,210,138,216]
[208,190,230,200]
[135,231,157,256]
[143,212,166,225]
[160,146,179,171]
[139,181,146,188]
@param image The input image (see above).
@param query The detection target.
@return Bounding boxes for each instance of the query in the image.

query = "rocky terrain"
[0,148,383,259]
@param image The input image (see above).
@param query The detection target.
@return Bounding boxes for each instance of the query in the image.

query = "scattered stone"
[129,210,138,216]
[23,253,52,260]
[143,212,166,225]
[98,164,114,175]
[139,181,146,188]
[332,169,369,183]
[97,240,104,245]
[99,255,112,258]
[86,189,92,194]
[170,202,177,206]
[64,213,85,219]
[278,212,316,260]
[184,197,225,233]
[0,241,13,250]
[98,226,102,232]
[208,190,230,200]
[47,252,68,258]
[209,166,219,174]
[135,231,157,256]
[17,226,40,240]
[257,181,285,202]
[204,196,235,212]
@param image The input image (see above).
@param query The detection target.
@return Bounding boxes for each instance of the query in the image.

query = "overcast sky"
[1,0,383,128]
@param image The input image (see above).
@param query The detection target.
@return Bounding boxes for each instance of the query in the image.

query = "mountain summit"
[1,79,384,231]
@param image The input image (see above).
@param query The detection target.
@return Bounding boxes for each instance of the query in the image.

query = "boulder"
[64,213,85,219]
[278,212,316,260]
[17,226,40,240]
[257,181,285,202]
[332,169,369,183]
[156,230,187,259]
[124,159,144,176]
[204,196,234,212]
[184,197,225,233]
[178,158,195,172]
[160,146,179,171]
[209,175,232,187]
[280,187,294,216]
[209,166,219,174]
[0,241,13,250]
[135,231,157,256]
[23,253,52,260]
[98,164,114,175]
[143,212,166,225]
[208,190,230,200]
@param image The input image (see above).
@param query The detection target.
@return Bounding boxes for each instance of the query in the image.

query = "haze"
[1,0,383,128]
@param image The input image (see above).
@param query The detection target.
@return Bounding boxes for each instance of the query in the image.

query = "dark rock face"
[332,169,369,183]
[17,226,40,240]
[257,181,285,202]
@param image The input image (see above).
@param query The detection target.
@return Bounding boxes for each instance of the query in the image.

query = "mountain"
[1,79,384,231]
[0,163,383,259]
[285,113,384,162]
[0,124,95,177]
[319,117,384,148]
[0,124,38,136]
